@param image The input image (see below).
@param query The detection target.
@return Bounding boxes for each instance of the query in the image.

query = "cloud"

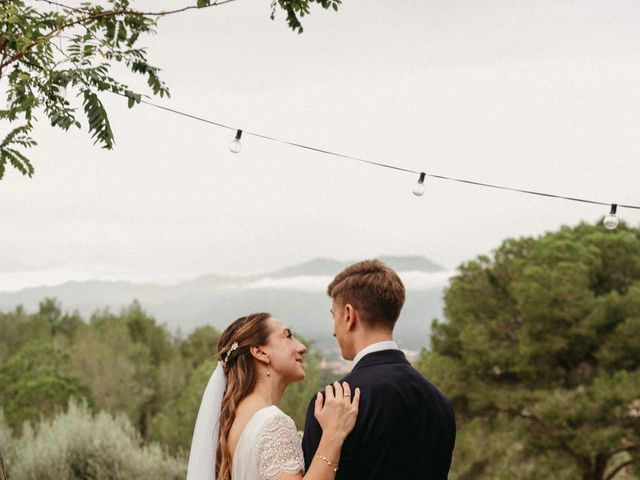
[244,275,333,291]
[244,271,455,291]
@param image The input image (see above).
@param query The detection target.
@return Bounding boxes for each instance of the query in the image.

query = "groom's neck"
[352,329,394,357]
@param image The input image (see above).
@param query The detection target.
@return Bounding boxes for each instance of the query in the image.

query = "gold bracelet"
[316,453,339,472]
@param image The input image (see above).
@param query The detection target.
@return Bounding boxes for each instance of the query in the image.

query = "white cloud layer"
[244,271,456,291]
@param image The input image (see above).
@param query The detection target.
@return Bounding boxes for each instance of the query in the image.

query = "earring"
[267,368,271,377]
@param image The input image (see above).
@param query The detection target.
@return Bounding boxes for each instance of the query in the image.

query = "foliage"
[418,222,640,480]
[0,342,94,431]
[0,299,85,363]
[67,317,157,433]
[0,0,343,179]
[1,400,185,480]
[149,358,216,454]
[0,300,186,438]
[271,0,342,33]
[180,325,220,368]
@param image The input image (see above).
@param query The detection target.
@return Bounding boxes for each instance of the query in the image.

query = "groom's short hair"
[327,259,405,330]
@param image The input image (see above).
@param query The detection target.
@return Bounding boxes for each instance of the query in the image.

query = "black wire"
[134,97,640,211]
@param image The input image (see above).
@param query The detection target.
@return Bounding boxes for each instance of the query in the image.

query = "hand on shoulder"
[313,381,360,441]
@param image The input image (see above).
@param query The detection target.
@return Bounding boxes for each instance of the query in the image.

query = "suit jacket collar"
[350,349,410,372]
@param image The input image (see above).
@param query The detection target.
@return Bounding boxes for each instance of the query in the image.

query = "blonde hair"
[215,313,272,480]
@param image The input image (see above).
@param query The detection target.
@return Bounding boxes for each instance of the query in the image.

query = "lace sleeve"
[257,413,305,480]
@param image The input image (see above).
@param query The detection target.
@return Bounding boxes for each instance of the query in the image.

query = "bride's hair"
[216,312,272,480]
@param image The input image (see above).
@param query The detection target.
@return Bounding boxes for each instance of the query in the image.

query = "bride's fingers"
[314,391,324,415]
[342,382,351,402]
[352,387,361,411]
[325,383,335,401]
[333,381,343,399]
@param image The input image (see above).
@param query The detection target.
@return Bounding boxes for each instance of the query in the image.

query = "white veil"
[186,361,227,480]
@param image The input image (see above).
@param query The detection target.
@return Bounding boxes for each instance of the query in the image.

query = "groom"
[302,259,456,479]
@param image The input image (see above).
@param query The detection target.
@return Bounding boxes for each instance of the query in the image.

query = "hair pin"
[223,341,239,366]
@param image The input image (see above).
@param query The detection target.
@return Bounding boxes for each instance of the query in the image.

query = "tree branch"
[503,408,586,464]
[0,35,7,78]
[0,451,6,480]
[604,459,634,480]
[36,0,242,16]
[607,443,638,458]
[1,0,242,70]
[36,0,242,17]
[36,0,86,13]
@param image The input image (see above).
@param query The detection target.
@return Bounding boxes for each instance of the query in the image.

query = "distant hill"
[0,256,452,352]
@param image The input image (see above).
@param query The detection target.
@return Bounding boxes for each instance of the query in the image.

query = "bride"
[186,312,360,480]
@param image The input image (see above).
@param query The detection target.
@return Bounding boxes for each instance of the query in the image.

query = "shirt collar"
[352,340,399,367]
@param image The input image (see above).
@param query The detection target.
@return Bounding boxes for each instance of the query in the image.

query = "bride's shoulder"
[256,408,304,478]
[260,407,297,432]
[265,405,291,420]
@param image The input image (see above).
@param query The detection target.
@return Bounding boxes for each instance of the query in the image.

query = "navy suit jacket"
[302,349,456,480]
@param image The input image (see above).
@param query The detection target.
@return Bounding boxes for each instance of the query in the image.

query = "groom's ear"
[250,345,269,365]
[344,304,357,331]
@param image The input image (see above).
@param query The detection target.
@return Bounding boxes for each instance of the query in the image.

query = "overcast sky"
[1,0,639,291]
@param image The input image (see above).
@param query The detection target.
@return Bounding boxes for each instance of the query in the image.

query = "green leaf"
[0,129,36,178]
[82,90,115,149]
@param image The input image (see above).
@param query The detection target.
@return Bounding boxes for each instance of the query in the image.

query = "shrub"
[3,401,185,480]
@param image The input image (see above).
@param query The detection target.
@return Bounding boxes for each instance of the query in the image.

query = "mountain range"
[0,256,453,353]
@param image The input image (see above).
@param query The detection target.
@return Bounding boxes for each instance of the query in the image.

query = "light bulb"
[229,129,242,154]
[603,214,619,230]
[412,172,426,196]
[603,204,619,230]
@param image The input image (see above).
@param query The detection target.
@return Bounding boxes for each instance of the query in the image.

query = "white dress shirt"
[352,340,399,367]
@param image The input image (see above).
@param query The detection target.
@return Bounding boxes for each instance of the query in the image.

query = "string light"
[229,130,242,154]
[603,204,619,230]
[117,95,640,218]
[412,172,426,196]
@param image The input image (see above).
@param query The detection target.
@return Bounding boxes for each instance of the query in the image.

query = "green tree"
[0,300,85,363]
[0,305,50,362]
[70,303,182,438]
[35,298,86,348]
[180,325,220,369]
[0,0,342,179]
[419,222,640,480]
[0,342,94,431]
[149,358,216,454]
[67,320,155,431]
[123,300,175,365]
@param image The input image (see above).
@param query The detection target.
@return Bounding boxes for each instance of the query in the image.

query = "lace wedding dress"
[232,405,305,480]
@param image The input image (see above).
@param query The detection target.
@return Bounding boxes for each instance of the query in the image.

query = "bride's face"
[263,317,308,384]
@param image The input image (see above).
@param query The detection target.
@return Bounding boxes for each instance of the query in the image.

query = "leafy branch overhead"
[0,0,343,179]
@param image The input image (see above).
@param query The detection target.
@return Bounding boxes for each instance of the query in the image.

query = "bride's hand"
[314,381,360,441]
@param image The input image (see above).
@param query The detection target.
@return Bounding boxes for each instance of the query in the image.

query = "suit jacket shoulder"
[303,349,456,480]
